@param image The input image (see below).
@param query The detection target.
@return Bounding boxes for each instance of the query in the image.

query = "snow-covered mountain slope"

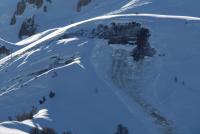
[0,0,132,42]
[0,109,49,134]
[0,0,200,134]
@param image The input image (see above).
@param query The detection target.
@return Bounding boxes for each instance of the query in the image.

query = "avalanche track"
[110,49,174,134]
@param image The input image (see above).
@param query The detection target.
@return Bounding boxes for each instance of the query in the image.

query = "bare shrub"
[30,127,57,134]
[15,106,37,121]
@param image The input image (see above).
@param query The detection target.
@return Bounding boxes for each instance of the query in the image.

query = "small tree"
[43,5,47,12]
[49,91,55,98]
[115,124,129,134]
[42,96,46,102]
[15,106,37,121]
[30,127,56,134]
[30,127,40,134]
[42,127,57,134]
[39,96,46,104]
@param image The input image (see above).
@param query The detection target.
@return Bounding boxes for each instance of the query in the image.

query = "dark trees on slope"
[30,127,56,134]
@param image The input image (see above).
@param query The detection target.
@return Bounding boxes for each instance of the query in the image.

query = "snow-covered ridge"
[0,0,132,42]
[1,13,200,65]
[0,109,49,134]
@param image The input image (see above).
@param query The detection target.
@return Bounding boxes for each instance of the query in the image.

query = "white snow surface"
[0,0,200,134]
[0,109,49,134]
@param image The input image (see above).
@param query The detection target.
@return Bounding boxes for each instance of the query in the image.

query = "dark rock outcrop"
[35,0,44,8]
[18,16,37,39]
[27,0,44,8]
[132,28,156,61]
[62,21,156,61]
[10,0,45,25]
[77,0,92,12]
[93,22,141,44]
[16,0,26,15]
[0,46,10,55]
[10,14,17,25]
[93,22,156,61]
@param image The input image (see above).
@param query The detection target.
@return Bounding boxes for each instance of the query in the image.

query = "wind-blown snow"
[56,38,79,45]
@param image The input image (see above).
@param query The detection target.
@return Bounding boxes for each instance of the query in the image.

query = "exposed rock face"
[18,16,37,39]
[27,0,35,4]
[10,14,17,25]
[27,0,44,8]
[9,0,48,39]
[132,28,156,61]
[0,46,10,55]
[10,0,45,26]
[36,0,44,8]
[16,0,26,15]
[77,0,92,12]
[10,0,25,25]
[92,22,156,61]
[62,21,156,61]
[92,22,141,44]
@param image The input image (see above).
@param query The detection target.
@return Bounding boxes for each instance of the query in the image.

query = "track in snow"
[110,49,174,134]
